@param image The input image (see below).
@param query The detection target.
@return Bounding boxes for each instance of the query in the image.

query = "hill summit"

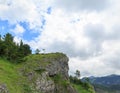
[0,53,96,93]
[0,53,77,93]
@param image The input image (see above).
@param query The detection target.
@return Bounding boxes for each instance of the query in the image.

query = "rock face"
[46,55,69,80]
[0,84,8,93]
[35,72,55,93]
[23,53,77,93]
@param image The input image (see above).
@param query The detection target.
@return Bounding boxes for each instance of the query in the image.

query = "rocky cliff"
[0,53,77,93]
[22,53,77,93]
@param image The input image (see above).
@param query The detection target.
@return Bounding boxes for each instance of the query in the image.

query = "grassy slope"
[0,58,26,93]
[73,84,95,93]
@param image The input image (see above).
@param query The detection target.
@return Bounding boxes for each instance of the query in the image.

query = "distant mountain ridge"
[82,74,120,93]
[89,74,120,86]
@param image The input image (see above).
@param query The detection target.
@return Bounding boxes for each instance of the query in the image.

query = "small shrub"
[23,84,32,93]
[34,69,46,74]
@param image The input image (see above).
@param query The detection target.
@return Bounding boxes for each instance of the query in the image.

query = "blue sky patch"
[47,7,52,14]
[19,22,40,41]
[0,19,15,36]
[0,20,40,41]
[40,18,46,29]
[22,30,39,41]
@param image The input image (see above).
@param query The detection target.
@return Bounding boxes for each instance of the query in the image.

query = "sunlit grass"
[73,83,95,93]
[0,58,25,93]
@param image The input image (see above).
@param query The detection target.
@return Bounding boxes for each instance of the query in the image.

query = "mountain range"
[82,74,120,93]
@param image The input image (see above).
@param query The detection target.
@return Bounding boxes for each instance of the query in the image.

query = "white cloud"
[0,0,50,29]
[11,24,25,35]
[29,0,120,77]
[14,36,22,44]
[54,0,110,12]
[69,41,120,77]
[1,0,120,77]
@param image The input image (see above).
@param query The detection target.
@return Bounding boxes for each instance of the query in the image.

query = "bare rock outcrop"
[0,84,8,93]
[23,53,77,93]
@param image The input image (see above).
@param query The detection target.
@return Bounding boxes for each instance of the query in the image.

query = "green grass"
[0,58,26,93]
[51,74,69,87]
[22,53,67,73]
[24,53,67,62]
[73,83,95,93]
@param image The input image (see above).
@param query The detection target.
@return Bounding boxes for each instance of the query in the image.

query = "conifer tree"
[0,33,31,62]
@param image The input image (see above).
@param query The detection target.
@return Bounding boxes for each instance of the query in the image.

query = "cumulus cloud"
[11,24,25,35]
[26,0,120,76]
[0,0,50,29]
[54,0,110,12]
[1,0,120,77]
[69,41,120,77]
[106,24,120,40]
[84,23,105,40]
[28,10,94,59]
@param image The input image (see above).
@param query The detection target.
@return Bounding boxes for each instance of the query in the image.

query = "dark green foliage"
[0,37,4,56]
[69,75,95,93]
[69,75,83,85]
[52,74,62,84]
[0,33,31,63]
[23,84,32,93]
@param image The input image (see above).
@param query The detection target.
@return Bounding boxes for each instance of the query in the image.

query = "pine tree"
[3,33,14,60]
[0,33,31,62]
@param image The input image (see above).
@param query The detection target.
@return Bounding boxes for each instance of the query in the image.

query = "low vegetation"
[69,75,95,93]
[0,58,28,93]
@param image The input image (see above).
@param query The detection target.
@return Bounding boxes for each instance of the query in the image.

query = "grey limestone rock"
[24,53,77,93]
[0,84,9,93]
[35,72,55,93]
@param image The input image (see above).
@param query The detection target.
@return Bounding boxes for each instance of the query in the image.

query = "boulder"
[0,84,8,93]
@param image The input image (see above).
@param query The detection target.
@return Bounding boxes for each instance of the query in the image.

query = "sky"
[0,0,120,77]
